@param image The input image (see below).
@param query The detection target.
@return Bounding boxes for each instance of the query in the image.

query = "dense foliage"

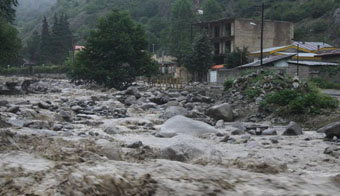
[0,0,21,67]
[310,77,340,90]
[186,32,213,81]
[225,47,249,68]
[169,0,196,66]
[69,9,157,90]
[262,83,339,115]
[23,14,73,65]
[15,0,340,53]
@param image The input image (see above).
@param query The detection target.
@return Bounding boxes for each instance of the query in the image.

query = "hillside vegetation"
[16,0,340,51]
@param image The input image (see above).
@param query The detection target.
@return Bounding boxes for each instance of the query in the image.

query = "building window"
[225,41,231,53]
[225,23,231,36]
[214,26,220,38]
[214,42,220,55]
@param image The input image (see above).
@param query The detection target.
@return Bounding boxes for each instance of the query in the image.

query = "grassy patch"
[310,77,340,90]
[224,79,234,91]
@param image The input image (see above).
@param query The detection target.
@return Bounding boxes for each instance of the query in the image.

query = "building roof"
[293,41,334,52]
[211,65,225,69]
[315,49,340,57]
[288,61,339,66]
[74,45,85,51]
[239,54,294,68]
[277,52,316,58]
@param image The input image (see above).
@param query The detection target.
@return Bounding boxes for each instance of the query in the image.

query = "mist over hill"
[15,0,340,49]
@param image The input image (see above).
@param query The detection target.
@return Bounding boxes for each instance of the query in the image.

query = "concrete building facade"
[196,18,294,64]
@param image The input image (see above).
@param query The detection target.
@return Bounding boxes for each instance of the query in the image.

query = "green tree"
[225,47,249,68]
[0,17,21,67]
[40,16,51,64]
[186,33,213,81]
[70,9,157,90]
[0,0,18,23]
[169,0,196,66]
[26,31,40,64]
[202,0,223,21]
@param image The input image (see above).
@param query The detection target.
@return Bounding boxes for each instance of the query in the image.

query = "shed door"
[210,70,217,83]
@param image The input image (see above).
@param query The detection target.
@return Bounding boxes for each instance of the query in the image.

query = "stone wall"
[234,19,294,53]
[287,64,340,83]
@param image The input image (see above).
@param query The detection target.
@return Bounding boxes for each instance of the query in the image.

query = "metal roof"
[277,52,316,57]
[288,61,339,66]
[239,54,294,68]
[251,45,290,54]
[293,41,333,51]
[315,49,340,57]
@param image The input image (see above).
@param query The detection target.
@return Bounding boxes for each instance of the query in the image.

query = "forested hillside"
[16,0,340,52]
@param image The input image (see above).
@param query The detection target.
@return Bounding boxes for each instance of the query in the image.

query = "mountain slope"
[15,0,340,49]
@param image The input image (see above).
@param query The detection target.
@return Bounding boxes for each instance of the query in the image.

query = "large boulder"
[282,121,303,136]
[317,122,340,139]
[160,143,203,162]
[163,106,188,119]
[124,87,141,99]
[206,103,233,122]
[156,115,217,138]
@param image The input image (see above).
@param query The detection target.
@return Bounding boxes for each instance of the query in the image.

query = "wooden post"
[176,78,179,89]
[180,79,183,89]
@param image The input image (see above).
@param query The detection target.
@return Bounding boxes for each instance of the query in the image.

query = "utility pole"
[297,43,299,76]
[152,44,155,53]
[260,2,264,69]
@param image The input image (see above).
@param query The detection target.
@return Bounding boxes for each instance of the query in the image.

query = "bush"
[224,79,233,91]
[310,77,340,90]
[261,83,339,115]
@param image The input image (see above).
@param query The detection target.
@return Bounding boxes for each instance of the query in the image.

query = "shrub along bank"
[224,71,339,116]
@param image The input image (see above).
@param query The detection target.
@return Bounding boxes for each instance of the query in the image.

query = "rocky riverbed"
[1,76,340,196]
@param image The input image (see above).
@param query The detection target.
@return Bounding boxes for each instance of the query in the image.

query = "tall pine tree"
[186,32,213,81]
[26,31,40,64]
[40,16,51,64]
[169,0,196,66]
[50,13,73,65]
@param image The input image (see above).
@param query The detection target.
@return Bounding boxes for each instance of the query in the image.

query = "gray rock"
[166,101,179,106]
[125,87,141,99]
[59,110,72,121]
[262,128,277,135]
[231,121,246,131]
[141,103,157,110]
[324,146,340,158]
[231,129,245,135]
[52,124,63,131]
[207,103,233,122]
[7,105,20,113]
[160,143,203,162]
[124,95,137,106]
[38,102,50,109]
[150,93,169,105]
[270,136,280,144]
[24,120,50,129]
[104,127,117,135]
[96,139,122,161]
[317,122,340,139]
[71,105,82,112]
[0,100,9,106]
[163,106,188,119]
[127,141,143,148]
[282,121,303,136]
[157,115,217,138]
[215,120,224,128]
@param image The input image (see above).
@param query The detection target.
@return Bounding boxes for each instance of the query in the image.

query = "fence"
[136,76,186,89]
